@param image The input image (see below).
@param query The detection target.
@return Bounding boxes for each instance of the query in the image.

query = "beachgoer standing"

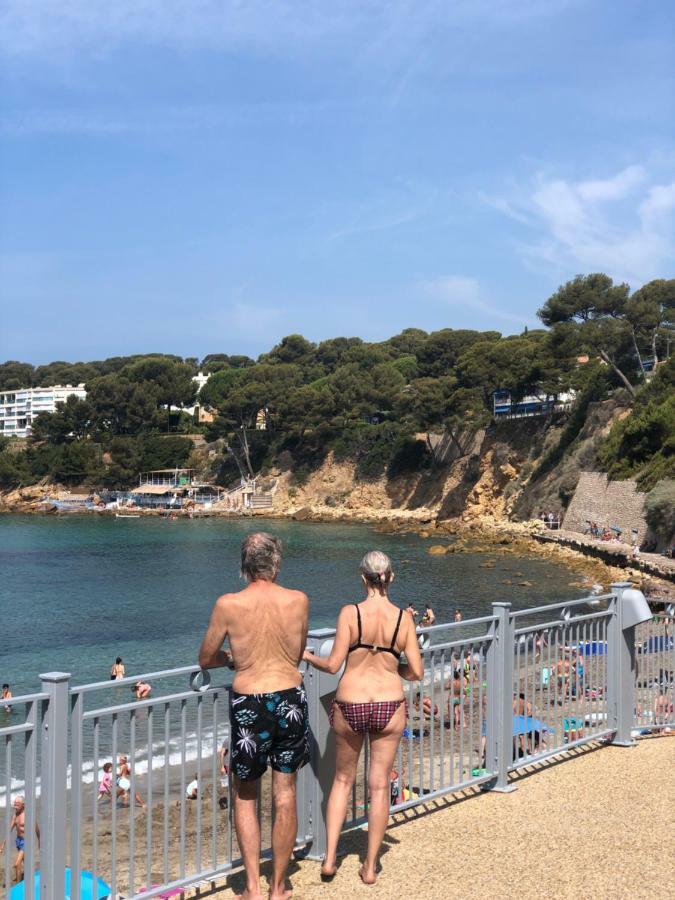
[405,603,419,620]
[110,657,125,680]
[199,532,309,900]
[117,755,146,808]
[303,551,423,885]
[420,605,436,627]
[0,796,39,883]
[1,683,12,713]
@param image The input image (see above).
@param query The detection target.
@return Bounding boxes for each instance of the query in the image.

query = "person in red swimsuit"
[303,551,423,886]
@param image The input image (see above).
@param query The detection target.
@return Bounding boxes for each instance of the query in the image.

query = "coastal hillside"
[1,274,673,542]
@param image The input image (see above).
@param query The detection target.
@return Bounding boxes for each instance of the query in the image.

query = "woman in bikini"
[303,551,424,885]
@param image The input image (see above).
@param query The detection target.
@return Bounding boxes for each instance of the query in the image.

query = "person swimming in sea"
[132,681,151,699]
[110,657,125,680]
[1,683,12,713]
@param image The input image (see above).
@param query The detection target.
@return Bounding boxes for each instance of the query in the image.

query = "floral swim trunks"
[229,685,309,782]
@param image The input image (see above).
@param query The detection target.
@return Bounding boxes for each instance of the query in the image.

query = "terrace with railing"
[1,584,673,898]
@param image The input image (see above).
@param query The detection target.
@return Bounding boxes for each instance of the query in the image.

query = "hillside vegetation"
[0,274,673,521]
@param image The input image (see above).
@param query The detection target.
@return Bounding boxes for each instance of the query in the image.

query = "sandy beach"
[195,735,675,899]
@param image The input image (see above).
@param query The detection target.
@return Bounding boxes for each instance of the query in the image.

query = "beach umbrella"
[10,868,111,899]
[512,715,549,735]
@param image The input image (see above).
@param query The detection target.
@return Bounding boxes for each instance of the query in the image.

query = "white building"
[193,371,210,393]
[170,371,212,418]
[0,384,88,438]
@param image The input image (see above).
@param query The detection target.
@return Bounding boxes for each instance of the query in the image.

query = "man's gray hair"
[241,532,282,582]
[359,550,393,588]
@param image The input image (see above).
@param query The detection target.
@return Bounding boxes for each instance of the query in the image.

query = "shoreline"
[2,491,673,600]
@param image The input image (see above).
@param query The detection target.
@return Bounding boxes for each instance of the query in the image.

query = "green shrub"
[387,437,431,478]
[0,449,32,488]
[645,480,675,545]
[597,358,675,490]
[293,466,311,486]
[530,371,609,481]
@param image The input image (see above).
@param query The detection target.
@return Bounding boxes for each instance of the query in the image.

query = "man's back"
[218,581,308,693]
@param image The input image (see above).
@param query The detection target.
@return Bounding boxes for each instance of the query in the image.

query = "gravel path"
[210,736,675,900]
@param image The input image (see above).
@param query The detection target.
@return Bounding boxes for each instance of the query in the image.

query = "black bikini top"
[348,604,404,660]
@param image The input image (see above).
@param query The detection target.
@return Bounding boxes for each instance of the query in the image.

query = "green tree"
[538,274,637,396]
[0,440,32,487]
[417,329,500,378]
[315,337,364,373]
[86,375,162,435]
[457,334,557,406]
[30,396,93,444]
[624,279,675,373]
[201,354,255,374]
[264,334,316,365]
[384,328,428,358]
[122,357,196,409]
[0,362,34,390]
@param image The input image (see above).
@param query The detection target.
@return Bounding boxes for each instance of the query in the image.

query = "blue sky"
[1,0,674,364]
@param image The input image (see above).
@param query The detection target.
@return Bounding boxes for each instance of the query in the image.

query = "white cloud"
[423,275,531,326]
[486,165,675,285]
[576,165,646,202]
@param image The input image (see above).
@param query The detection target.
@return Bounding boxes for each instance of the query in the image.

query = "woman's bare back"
[336,598,409,703]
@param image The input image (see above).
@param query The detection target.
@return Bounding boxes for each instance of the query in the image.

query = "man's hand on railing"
[200,648,235,670]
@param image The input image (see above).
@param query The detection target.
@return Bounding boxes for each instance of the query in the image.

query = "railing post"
[607,582,637,747]
[40,672,70,900]
[296,630,340,861]
[485,603,516,792]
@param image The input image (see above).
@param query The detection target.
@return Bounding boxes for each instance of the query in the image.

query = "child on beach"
[117,755,146,808]
[98,762,115,801]
[0,796,38,883]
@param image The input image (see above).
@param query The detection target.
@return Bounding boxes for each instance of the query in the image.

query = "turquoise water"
[0,515,585,695]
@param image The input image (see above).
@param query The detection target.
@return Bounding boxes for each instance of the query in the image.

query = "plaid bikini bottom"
[330,699,406,734]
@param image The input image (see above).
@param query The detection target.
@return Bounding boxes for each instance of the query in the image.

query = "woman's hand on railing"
[303,648,323,670]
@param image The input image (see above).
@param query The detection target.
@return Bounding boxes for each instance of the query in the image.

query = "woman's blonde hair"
[359,550,393,591]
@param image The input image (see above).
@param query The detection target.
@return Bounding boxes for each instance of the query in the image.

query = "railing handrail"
[511,594,612,617]
[10,588,672,900]
[0,690,48,708]
[82,683,228,720]
[70,663,204,695]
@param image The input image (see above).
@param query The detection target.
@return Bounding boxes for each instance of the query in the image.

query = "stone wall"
[562,472,647,542]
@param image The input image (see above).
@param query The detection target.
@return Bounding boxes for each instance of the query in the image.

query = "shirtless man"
[0,796,39,883]
[199,533,309,900]
[420,605,436,626]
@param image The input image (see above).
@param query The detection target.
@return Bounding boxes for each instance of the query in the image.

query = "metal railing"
[68,666,236,900]
[2,583,669,898]
[1,691,43,900]
[634,612,675,734]
[509,597,614,768]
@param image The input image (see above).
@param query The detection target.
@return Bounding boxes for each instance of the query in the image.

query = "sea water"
[0,514,583,693]
[0,514,585,804]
